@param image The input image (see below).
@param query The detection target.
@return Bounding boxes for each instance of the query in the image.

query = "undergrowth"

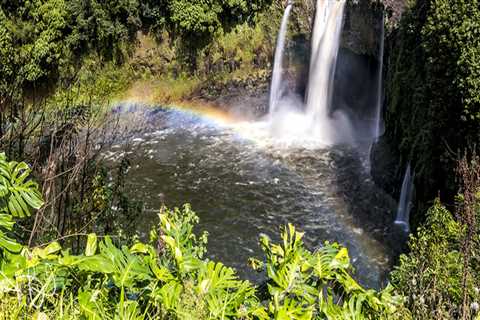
[0,153,407,319]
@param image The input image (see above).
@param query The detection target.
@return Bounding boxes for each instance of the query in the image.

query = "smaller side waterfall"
[269,3,293,114]
[373,14,385,140]
[395,164,414,233]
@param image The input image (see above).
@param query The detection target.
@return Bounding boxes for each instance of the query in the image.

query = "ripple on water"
[103,107,401,289]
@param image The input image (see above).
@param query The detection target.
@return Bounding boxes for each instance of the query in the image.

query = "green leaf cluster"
[391,199,480,319]
[257,224,407,319]
[0,0,141,93]
[166,0,267,37]
[0,152,43,254]
[0,205,408,319]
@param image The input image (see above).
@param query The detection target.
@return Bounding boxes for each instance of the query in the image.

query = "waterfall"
[306,0,345,122]
[269,3,293,114]
[373,14,385,140]
[267,0,352,146]
[395,164,414,233]
[309,0,330,72]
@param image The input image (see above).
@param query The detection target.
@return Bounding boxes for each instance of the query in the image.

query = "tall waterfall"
[269,3,293,114]
[395,164,414,233]
[306,0,345,121]
[267,0,352,145]
[373,14,385,140]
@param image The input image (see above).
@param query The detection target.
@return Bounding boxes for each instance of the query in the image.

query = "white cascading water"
[395,164,414,233]
[309,0,330,73]
[306,0,342,118]
[305,0,352,144]
[267,0,352,146]
[269,3,293,114]
[373,14,385,140]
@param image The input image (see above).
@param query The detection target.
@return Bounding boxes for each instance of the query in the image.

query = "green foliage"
[64,0,141,60]
[0,10,16,95]
[0,0,140,94]
[383,0,480,217]
[0,0,271,96]
[0,205,261,319]
[391,199,480,319]
[0,153,44,218]
[0,197,406,319]
[167,0,266,37]
[0,153,43,254]
[258,224,407,319]
[423,0,480,120]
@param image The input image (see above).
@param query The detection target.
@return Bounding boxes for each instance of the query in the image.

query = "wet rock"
[370,135,402,198]
[342,1,385,57]
[291,0,385,58]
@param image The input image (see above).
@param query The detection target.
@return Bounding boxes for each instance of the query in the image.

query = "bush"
[391,199,480,319]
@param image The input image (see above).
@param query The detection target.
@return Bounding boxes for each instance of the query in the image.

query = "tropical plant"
[254,224,408,319]
[0,203,409,319]
[0,152,43,254]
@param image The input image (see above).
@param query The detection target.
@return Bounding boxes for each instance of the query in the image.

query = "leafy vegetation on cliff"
[380,3,480,317]
[382,0,480,218]
[0,0,273,98]
[392,200,479,319]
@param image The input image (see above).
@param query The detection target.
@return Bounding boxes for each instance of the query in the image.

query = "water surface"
[105,106,400,288]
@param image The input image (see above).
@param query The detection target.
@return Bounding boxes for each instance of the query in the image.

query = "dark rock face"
[342,1,384,57]
[369,0,409,194]
[332,48,379,120]
[291,0,385,58]
[190,72,270,119]
[370,136,403,198]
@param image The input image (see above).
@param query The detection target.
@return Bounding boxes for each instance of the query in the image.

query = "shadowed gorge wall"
[372,0,480,227]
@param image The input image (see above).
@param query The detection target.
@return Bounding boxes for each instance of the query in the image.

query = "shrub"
[391,199,480,319]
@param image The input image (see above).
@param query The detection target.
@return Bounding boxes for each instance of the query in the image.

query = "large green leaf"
[85,233,98,257]
[77,237,153,288]
[0,230,22,253]
[0,152,44,218]
[0,153,44,254]
[0,214,21,253]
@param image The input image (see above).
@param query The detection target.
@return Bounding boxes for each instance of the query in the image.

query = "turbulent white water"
[395,164,413,232]
[305,0,352,144]
[373,14,385,140]
[269,3,293,114]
